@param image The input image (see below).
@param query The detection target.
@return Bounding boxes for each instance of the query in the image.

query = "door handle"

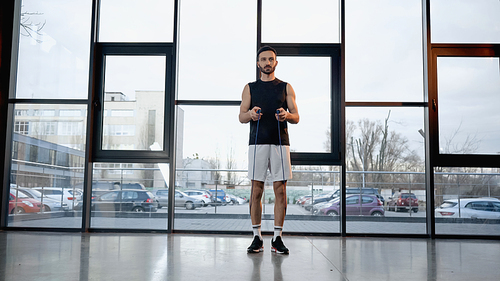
[93,99,101,111]
[432,99,437,111]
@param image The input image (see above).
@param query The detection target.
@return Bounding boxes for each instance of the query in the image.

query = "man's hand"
[250,107,263,121]
[275,108,287,122]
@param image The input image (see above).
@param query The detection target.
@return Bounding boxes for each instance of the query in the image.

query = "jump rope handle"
[276,110,286,184]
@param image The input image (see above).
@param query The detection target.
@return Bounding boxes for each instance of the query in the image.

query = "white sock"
[273,226,282,240]
[252,224,262,240]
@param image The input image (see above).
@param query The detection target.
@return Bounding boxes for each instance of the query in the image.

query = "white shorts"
[248,145,292,182]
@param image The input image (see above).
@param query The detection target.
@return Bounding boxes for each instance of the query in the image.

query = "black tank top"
[248,78,290,145]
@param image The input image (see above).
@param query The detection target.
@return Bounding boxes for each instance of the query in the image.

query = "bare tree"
[206,151,222,186]
[345,111,423,189]
[20,7,45,43]
[226,145,237,186]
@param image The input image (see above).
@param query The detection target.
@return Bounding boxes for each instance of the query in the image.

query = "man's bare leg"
[271,180,289,254]
[247,180,265,253]
[250,180,264,225]
[273,180,287,227]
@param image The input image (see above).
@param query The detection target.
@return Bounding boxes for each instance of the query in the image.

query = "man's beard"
[258,65,275,75]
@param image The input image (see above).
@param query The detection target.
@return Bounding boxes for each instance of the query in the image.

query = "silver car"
[154,189,203,210]
[12,188,68,212]
[184,189,213,206]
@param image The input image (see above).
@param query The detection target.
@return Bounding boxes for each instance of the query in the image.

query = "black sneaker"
[247,236,264,253]
[271,236,289,254]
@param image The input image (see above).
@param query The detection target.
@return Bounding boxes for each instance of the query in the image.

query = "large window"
[3,0,500,238]
[177,0,256,101]
[15,0,92,99]
[437,57,500,155]
[262,0,340,43]
[91,163,169,230]
[434,167,500,236]
[345,107,426,234]
[346,0,423,102]
[9,104,87,228]
[431,0,500,43]
[98,0,175,43]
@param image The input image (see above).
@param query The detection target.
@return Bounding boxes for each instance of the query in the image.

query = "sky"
[14,0,500,170]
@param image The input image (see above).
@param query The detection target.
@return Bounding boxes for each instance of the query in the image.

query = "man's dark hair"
[256,45,277,61]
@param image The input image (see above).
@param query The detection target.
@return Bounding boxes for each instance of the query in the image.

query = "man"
[239,46,299,254]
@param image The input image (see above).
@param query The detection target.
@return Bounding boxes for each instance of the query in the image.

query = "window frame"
[429,44,500,168]
[92,43,175,163]
[266,43,342,165]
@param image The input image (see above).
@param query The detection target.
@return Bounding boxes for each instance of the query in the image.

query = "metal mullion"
[0,0,18,228]
[82,0,101,232]
[346,102,427,107]
[435,155,500,169]
[175,100,241,106]
[432,46,499,57]
[340,0,346,237]
[431,43,500,50]
[167,0,182,233]
[423,0,435,239]
[263,43,341,56]
[8,99,89,104]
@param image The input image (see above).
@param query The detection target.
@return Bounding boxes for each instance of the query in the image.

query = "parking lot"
[169,202,428,217]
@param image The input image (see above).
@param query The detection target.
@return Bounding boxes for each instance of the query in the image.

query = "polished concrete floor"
[0,231,499,281]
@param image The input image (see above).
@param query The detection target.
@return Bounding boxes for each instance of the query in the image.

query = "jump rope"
[251,109,286,187]
[250,109,286,226]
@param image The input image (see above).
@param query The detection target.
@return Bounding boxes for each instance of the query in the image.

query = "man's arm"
[239,84,262,123]
[276,83,299,124]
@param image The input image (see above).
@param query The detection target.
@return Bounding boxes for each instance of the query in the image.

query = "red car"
[296,195,312,206]
[9,192,43,214]
[388,192,419,213]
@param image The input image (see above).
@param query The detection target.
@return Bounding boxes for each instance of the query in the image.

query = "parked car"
[318,194,385,216]
[209,189,229,206]
[227,194,246,205]
[184,189,213,206]
[332,188,385,204]
[33,187,83,210]
[296,195,312,206]
[90,181,121,190]
[387,192,419,212]
[120,183,146,190]
[154,189,203,210]
[9,192,43,214]
[304,192,336,211]
[13,188,68,212]
[435,198,500,219]
[92,189,158,212]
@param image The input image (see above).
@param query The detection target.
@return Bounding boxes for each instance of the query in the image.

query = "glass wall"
[437,57,500,155]
[101,56,166,151]
[15,0,92,99]
[345,0,426,234]
[431,0,500,43]
[435,167,500,235]
[91,163,169,230]
[177,0,256,101]
[98,0,175,42]
[345,0,423,102]
[345,107,426,234]
[262,0,340,43]
[3,0,499,238]
[9,104,87,228]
